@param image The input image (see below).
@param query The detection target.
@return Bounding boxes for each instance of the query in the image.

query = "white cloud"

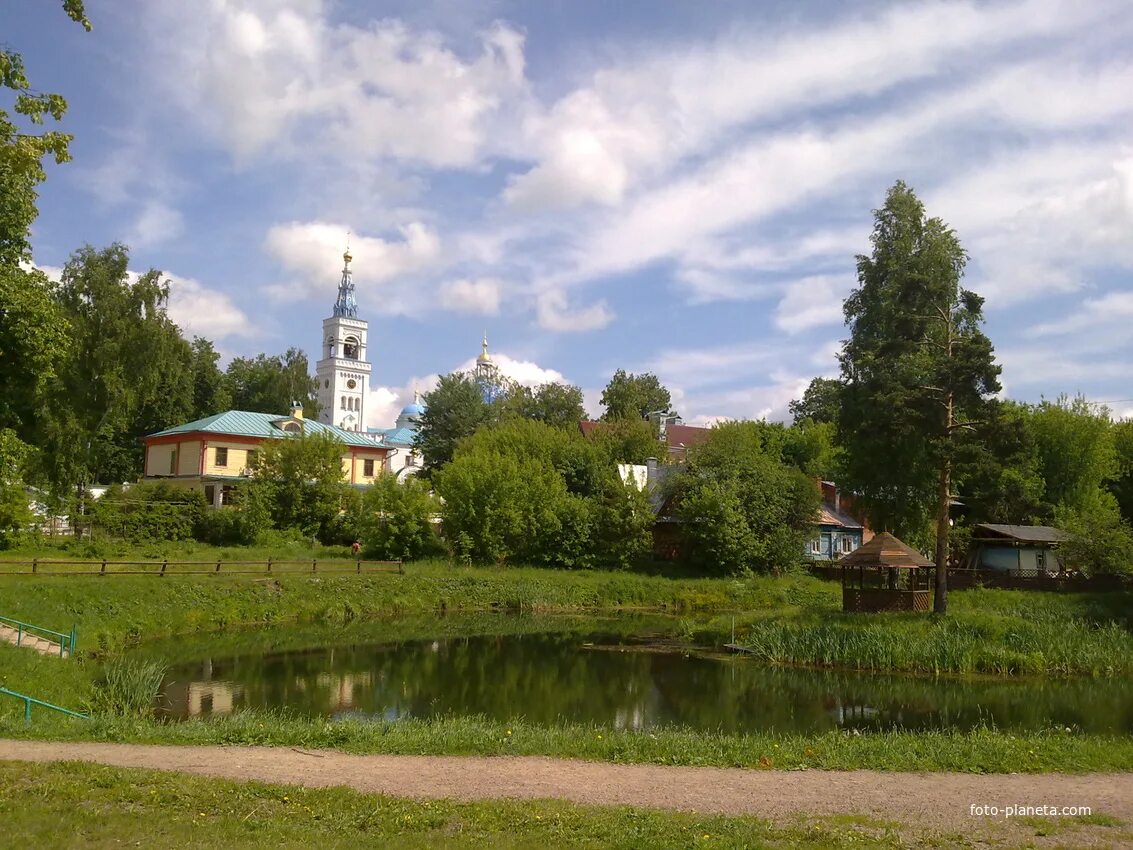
[127,201,185,249]
[535,290,613,333]
[147,5,530,167]
[164,273,254,342]
[440,278,502,315]
[1032,291,1133,336]
[263,220,442,304]
[774,275,849,333]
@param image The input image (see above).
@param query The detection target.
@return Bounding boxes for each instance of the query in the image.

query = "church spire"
[332,241,357,318]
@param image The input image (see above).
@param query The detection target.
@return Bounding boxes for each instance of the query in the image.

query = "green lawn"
[5,760,1125,849]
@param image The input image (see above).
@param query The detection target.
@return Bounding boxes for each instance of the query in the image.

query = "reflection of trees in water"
[162,635,1133,734]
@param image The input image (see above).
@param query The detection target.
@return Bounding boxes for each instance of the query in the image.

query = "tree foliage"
[190,337,232,419]
[246,432,347,540]
[226,348,318,418]
[352,475,440,561]
[415,372,496,476]
[838,181,1001,611]
[38,244,195,489]
[435,419,651,569]
[582,418,659,465]
[788,377,842,425]
[500,382,586,429]
[0,429,34,546]
[600,369,674,422]
[673,421,820,575]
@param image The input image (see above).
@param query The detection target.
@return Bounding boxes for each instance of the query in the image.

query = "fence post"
[70,625,77,655]
[160,560,167,577]
[266,558,272,574]
[399,560,404,575]
[24,697,31,725]
[16,625,22,647]
[100,559,107,575]
[31,558,37,575]
[312,559,317,573]
[215,559,222,573]
[356,560,361,574]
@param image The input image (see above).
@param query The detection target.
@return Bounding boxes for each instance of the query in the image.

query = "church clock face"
[347,379,357,389]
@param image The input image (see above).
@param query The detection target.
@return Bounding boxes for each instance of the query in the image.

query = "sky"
[10,0,1133,427]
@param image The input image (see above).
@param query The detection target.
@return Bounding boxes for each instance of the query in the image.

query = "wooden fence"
[0,558,403,577]
[807,563,1129,593]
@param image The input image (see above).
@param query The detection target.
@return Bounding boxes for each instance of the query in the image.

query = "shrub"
[91,482,204,542]
[352,475,441,561]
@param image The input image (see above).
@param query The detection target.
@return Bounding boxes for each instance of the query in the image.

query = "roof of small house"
[819,505,864,530]
[838,531,934,569]
[147,411,382,448]
[972,524,1069,544]
[664,424,711,450]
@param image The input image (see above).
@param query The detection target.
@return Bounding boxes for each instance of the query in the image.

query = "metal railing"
[0,686,89,724]
[0,558,404,578]
[0,615,77,658]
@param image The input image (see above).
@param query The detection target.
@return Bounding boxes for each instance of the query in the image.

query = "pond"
[155,615,1133,734]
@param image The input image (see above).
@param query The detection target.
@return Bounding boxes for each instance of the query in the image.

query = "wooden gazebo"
[839,532,935,613]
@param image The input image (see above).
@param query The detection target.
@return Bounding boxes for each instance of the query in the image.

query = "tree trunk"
[934,387,954,615]
[933,454,951,614]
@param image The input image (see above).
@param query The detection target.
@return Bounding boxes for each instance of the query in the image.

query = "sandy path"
[2,739,1130,830]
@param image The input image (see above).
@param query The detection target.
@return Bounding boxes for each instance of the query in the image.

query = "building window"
[344,336,359,359]
[809,538,821,554]
[841,536,855,553]
[215,447,228,467]
[204,485,216,506]
[341,396,346,410]
[169,449,177,475]
[364,459,374,476]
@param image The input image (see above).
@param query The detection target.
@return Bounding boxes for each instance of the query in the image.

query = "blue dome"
[400,402,425,418]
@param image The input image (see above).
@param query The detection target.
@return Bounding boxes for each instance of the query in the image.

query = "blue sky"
[11,0,1133,426]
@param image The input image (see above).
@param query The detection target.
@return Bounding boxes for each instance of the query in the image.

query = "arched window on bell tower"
[344,335,359,360]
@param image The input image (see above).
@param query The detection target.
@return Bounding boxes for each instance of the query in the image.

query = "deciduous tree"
[674,421,820,575]
[39,244,196,491]
[600,369,674,422]
[225,348,318,418]
[247,431,347,540]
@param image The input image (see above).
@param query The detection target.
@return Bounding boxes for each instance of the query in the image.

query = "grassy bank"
[5,712,1133,774]
[0,565,832,654]
[698,587,1133,678]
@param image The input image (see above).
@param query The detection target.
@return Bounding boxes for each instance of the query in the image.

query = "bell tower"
[316,247,372,431]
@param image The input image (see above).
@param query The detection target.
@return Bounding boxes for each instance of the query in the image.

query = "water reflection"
[159,631,1133,734]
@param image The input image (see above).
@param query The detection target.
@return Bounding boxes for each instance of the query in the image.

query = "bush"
[91,482,204,542]
[352,475,441,561]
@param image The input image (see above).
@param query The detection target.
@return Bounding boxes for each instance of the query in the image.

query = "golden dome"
[477,333,492,364]
[343,249,353,264]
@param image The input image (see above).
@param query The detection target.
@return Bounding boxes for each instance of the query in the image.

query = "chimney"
[291,400,304,420]
[646,456,658,482]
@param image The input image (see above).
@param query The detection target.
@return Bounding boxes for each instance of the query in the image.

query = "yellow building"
[142,406,390,508]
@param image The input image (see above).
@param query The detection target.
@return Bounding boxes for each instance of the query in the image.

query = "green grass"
[5,760,1121,850]
[4,712,1132,774]
[0,565,829,654]
[698,586,1133,677]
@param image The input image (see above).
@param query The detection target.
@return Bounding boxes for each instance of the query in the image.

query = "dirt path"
[2,739,1130,831]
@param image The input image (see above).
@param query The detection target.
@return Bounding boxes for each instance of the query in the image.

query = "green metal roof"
[147,411,382,448]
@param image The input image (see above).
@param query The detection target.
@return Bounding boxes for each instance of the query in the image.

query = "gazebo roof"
[839,532,934,569]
